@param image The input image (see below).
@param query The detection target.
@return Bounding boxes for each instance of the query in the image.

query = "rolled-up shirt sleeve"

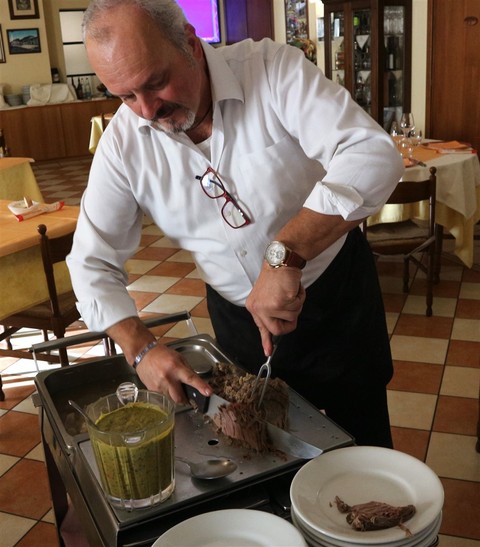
[269,43,405,220]
[304,141,404,221]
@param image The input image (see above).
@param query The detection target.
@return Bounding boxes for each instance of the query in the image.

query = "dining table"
[0,199,80,322]
[0,157,44,202]
[368,142,480,268]
[89,112,114,154]
[0,199,80,400]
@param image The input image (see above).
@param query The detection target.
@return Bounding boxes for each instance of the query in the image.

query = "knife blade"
[182,384,228,417]
[264,422,323,459]
[182,384,323,459]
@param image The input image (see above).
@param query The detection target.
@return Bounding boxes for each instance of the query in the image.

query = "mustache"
[152,102,181,121]
[151,106,196,135]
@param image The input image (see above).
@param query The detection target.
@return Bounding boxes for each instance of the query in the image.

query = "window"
[60,10,94,78]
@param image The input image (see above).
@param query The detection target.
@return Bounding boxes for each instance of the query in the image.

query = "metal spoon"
[68,399,97,430]
[176,456,237,480]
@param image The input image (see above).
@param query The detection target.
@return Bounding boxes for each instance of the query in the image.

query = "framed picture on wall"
[285,0,309,45]
[0,27,6,63]
[6,28,41,55]
[8,0,39,20]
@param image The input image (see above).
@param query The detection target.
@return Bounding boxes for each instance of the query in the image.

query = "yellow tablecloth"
[0,200,80,321]
[0,157,44,202]
[89,113,115,154]
[368,148,480,268]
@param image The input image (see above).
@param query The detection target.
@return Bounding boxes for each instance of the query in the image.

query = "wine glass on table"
[400,112,415,138]
[390,120,400,137]
[410,128,423,148]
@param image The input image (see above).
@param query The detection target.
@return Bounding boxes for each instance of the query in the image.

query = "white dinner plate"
[292,506,442,547]
[290,446,443,545]
[152,509,309,547]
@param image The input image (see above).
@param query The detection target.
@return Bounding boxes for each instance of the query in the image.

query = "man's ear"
[184,23,202,58]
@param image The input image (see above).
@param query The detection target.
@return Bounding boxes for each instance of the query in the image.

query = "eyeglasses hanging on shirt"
[195,167,251,229]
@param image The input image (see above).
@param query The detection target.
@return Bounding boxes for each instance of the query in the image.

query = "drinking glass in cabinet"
[384,6,405,35]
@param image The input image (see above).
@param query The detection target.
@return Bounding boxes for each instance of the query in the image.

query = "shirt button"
[240,250,247,257]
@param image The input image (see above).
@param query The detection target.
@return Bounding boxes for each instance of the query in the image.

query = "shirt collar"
[201,40,244,104]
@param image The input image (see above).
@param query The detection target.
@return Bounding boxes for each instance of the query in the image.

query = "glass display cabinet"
[322,0,412,132]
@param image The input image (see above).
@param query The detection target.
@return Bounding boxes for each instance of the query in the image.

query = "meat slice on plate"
[334,496,416,536]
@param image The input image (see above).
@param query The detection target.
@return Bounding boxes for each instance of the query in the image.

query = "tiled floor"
[0,157,479,546]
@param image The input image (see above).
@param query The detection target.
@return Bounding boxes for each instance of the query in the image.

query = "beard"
[151,103,196,134]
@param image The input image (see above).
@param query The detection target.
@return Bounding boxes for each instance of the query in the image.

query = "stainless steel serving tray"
[35,334,354,529]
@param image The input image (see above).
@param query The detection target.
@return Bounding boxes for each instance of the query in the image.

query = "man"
[68,0,404,447]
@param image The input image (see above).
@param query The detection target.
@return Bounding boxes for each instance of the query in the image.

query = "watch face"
[265,241,286,266]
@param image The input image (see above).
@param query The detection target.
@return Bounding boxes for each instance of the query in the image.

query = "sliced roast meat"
[334,496,416,535]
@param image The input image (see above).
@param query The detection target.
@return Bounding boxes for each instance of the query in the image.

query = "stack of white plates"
[153,508,309,546]
[290,446,443,547]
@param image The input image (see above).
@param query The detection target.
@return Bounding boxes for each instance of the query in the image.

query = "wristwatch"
[264,241,306,269]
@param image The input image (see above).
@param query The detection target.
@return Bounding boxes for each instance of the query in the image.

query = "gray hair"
[82,0,189,54]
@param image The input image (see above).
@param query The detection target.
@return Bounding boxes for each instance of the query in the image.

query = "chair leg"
[426,248,434,317]
[402,258,410,293]
[52,325,69,367]
[0,374,5,401]
[434,224,443,284]
[59,347,70,367]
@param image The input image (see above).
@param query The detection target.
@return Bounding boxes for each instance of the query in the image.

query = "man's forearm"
[106,316,156,366]
[275,207,362,261]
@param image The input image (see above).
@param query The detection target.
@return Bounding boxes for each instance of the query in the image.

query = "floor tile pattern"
[0,158,479,546]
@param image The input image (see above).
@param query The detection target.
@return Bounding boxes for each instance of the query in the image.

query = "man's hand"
[247,209,362,354]
[134,343,212,403]
[107,316,212,404]
[246,263,306,355]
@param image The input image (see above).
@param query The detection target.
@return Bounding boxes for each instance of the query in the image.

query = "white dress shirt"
[67,38,404,332]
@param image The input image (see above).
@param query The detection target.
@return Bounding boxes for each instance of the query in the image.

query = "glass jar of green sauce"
[85,387,175,510]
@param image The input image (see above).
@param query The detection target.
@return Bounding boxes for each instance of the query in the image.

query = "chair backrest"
[101,111,115,130]
[37,223,75,316]
[363,166,437,235]
[385,166,437,235]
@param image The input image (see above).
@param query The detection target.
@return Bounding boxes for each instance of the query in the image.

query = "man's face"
[86,5,205,134]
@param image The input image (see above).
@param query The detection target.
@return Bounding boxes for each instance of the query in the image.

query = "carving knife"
[182,384,323,459]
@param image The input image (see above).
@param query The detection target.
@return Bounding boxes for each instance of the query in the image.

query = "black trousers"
[206,227,394,448]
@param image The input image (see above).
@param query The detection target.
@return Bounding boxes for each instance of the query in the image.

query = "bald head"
[83,0,189,54]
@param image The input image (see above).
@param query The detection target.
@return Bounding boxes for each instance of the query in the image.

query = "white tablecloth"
[369,150,480,267]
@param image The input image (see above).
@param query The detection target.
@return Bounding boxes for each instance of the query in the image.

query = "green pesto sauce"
[96,402,165,433]
[91,402,174,500]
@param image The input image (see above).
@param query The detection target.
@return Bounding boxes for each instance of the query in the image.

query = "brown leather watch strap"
[285,249,307,269]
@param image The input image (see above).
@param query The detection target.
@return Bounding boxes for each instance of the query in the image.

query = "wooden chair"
[363,167,439,316]
[0,223,80,368]
[100,111,115,130]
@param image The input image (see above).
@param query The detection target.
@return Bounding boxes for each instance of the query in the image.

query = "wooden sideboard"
[0,97,122,161]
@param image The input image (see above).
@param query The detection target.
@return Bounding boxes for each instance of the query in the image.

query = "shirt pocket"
[236,134,326,221]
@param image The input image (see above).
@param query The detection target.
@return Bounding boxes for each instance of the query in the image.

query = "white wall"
[0,0,51,95]
[411,0,428,132]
